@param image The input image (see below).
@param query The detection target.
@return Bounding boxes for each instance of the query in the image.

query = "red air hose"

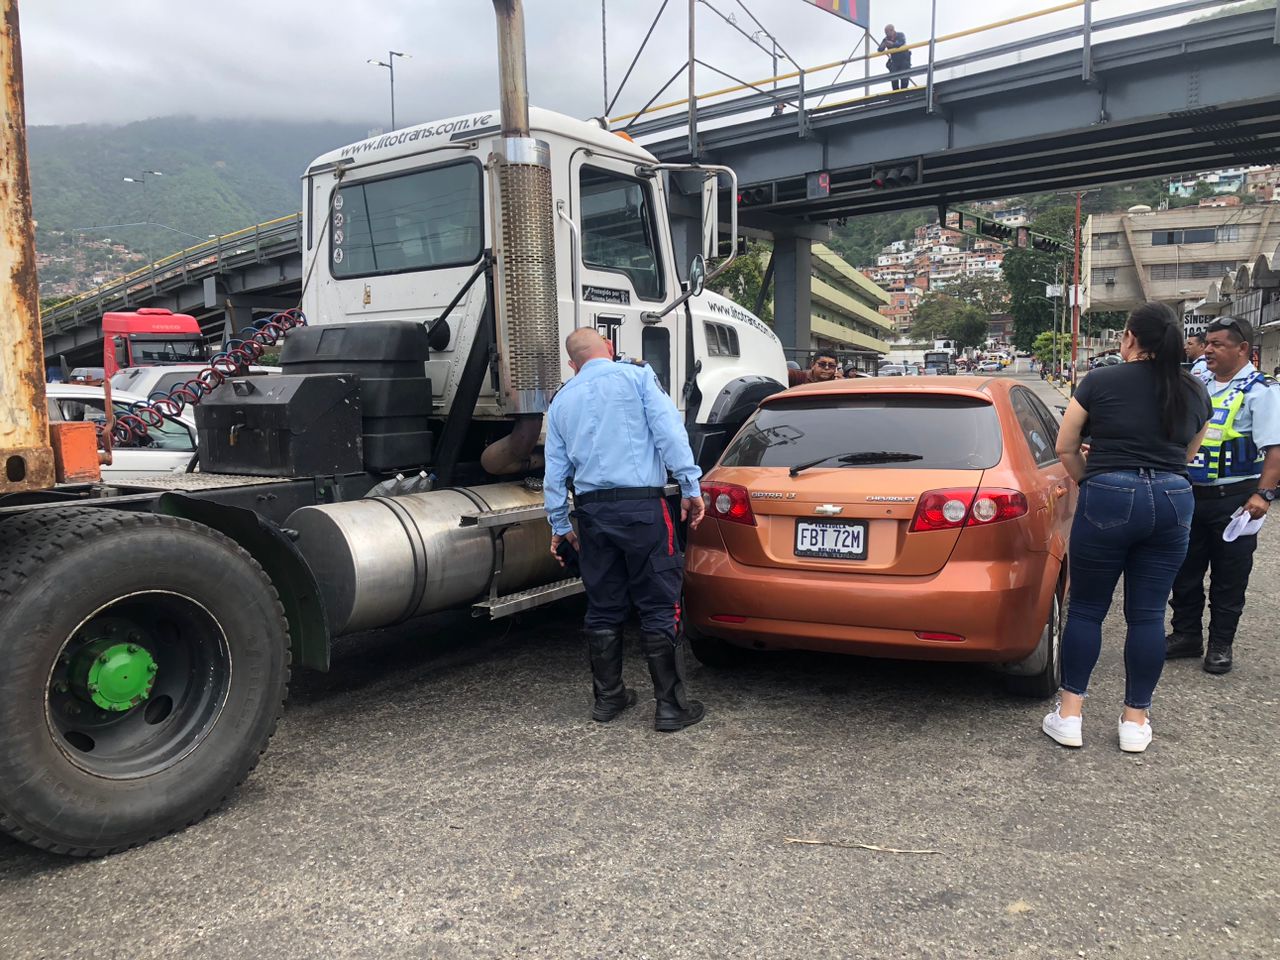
[107,308,307,446]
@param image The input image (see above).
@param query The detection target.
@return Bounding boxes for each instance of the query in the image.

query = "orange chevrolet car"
[684,377,1076,696]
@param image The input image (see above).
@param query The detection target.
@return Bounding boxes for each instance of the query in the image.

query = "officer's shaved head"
[565,328,613,370]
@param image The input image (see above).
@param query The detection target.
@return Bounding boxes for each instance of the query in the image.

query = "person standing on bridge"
[1042,302,1210,754]
[1167,318,1280,675]
[878,24,912,91]
[543,328,707,733]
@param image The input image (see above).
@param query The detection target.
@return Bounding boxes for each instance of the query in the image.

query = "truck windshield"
[331,160,483,278]
[131,338,207,364]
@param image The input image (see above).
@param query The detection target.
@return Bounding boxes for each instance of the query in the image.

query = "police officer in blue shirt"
[544,328,707,732]
[1168,318,1280,673]
[1185,331,1209,379]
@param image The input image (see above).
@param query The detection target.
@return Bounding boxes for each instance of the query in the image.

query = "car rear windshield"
[720,395,1002,470]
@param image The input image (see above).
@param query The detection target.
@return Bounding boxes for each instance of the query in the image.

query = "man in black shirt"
[878,24,911,91]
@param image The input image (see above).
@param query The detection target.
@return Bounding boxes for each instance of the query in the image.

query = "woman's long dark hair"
[1126,301,1196,438]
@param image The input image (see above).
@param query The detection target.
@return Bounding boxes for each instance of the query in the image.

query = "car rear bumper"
[685,532,1054,663]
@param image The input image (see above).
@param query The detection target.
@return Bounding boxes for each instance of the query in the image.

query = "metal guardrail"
[40,213,302,337]
[613,0,1265,142]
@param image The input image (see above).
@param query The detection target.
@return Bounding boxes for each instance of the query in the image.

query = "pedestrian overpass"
[41,1,1280,361]
[625,1,1280,349]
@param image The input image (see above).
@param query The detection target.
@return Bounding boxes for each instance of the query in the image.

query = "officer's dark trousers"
[576,498,682,642]
[1169,484,1258,647]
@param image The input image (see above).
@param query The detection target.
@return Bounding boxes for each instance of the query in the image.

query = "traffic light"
[738,184,775,206]
[870,162,920,189]
[977,218,1014,242]
[1032,234,1067,254]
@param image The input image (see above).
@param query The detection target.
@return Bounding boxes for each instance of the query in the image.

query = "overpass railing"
[40,213,302,336]
[612,0,1270,143]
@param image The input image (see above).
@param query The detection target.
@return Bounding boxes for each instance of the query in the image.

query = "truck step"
[459,502,547,528]
[473,577,584,618]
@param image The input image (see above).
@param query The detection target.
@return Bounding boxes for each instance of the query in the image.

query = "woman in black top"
[1041,302,1211,754]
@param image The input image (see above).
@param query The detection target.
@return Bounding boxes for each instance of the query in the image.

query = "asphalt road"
[2,371,1277,960]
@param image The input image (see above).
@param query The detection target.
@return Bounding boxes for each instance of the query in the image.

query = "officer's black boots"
[584,627,637,722]
[642,632,706,732]
[1165,632,1204,660]
[1204,640,1233,674]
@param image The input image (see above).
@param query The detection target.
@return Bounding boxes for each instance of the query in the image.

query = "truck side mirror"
[700,173,718,260]
[688,255,706,297]
[113,337,129,368]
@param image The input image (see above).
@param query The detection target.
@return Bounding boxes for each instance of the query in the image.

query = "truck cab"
[102,308,209,379]
[301,108,787,466]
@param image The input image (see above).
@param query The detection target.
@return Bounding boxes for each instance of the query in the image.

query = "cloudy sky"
[20,0,1185,129]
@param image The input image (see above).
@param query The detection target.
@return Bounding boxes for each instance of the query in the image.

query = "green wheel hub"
[70,635,158,712]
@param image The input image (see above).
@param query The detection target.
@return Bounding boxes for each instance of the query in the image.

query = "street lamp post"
[367,50,409,130]
[121,170,163,265]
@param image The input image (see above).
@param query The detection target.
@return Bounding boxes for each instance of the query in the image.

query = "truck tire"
[0,510,290,856]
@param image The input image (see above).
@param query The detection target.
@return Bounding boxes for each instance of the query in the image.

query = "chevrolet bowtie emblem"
[814,504,843,516]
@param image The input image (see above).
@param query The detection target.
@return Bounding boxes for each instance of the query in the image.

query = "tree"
[1031,330,1070,364]
[941,274,1009,316]
[1004,205,1074,350]
[707,240,773,324]
[907,293,989,350]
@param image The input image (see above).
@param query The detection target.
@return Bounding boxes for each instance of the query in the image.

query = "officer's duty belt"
[574,486,667,505]
[1192,479,1258,500]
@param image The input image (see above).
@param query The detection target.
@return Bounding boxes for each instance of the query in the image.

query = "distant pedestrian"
[1185,332,1208,379]
[877,24,912,91]
[1167,318,1280,674]
[543,329,707,732]
[806,349,840,383]
[1042,302,1211,754]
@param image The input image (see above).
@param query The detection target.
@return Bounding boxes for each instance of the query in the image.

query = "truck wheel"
[0,510,290,856]
[1003,590,1063,699]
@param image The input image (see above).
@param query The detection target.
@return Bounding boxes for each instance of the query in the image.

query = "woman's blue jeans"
[1061,469,1194,709]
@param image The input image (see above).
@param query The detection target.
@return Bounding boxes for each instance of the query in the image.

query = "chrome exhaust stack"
[489,0,559,420]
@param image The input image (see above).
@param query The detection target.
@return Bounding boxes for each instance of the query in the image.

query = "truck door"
[571,156,680,402]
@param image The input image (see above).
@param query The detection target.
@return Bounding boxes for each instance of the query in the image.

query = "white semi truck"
[0,0,787,856]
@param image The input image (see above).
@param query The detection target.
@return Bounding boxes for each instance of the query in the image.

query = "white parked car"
[978,360,1004,372]
[46,383,197,482]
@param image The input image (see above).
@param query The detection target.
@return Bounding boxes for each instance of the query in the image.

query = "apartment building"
[1082,204,1280,313]
[807,243,894,364]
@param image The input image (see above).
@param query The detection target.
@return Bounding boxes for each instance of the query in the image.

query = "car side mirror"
[688,254,706,298]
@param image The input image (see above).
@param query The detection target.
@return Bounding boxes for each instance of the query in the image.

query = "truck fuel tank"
[286,482,561,635]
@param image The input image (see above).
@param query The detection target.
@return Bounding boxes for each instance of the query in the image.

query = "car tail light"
[703,482,756,526]
[909,488,1028,532]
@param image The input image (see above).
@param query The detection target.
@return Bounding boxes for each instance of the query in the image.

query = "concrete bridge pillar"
[772,235,812,353]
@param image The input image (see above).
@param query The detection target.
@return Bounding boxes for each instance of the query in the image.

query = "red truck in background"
[102,307,207,379]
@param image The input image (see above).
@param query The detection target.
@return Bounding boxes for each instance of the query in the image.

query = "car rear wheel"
[684,620,751,669]
[1003,590,1062,698]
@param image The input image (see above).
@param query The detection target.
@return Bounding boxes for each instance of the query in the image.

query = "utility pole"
[687,0,697,158]
[1072,191,1082,395]
[601,0,608,116]
[122,170,163,266]
[368,51,409,130]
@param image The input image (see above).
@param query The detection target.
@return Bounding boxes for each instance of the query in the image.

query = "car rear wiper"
[789,451,924,477]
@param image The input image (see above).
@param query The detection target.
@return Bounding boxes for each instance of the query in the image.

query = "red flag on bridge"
[800,0,869,29]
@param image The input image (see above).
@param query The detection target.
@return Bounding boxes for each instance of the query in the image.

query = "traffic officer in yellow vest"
[1167,318,1280,673]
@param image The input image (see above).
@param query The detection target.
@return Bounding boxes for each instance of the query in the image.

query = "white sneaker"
[1118,716,1152,753]
[1042,706,1082,748]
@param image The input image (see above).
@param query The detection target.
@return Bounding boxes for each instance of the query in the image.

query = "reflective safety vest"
[1188,372,1267,484]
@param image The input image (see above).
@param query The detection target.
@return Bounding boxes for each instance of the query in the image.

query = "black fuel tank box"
[195,374,363,477]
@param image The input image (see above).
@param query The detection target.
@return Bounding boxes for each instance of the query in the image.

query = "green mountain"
[30,116,372,293]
